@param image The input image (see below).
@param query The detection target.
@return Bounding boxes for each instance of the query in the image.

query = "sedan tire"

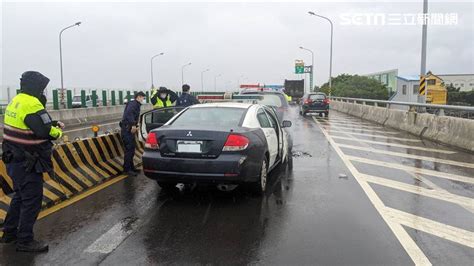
[250,158,268,195]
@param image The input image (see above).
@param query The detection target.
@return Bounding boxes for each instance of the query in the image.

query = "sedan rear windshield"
[171,107,246,127]
[309,94,326,100]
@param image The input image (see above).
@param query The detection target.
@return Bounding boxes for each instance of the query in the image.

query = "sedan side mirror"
[282,120,292,128]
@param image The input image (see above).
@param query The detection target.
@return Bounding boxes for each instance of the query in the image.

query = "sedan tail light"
[304,99,313,104]
[145,132,159,149]
[223,134,249,151]
[323,98,330,104]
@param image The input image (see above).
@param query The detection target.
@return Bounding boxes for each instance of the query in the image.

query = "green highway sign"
[295,59,304,74]
[295,66,304,74]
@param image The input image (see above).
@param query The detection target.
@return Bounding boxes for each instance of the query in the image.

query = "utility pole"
[150,52,164,89]
[308,12,333,95]
[59,21,81,108]
[201,69,210,92]
[419,0,428,104]
[181,62,192,85]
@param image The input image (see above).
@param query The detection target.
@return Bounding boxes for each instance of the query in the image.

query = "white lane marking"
[322,125,400,135]
[360,174,474,210]
[319,121,384,129]
[64,121,119,134]
[85,218,138,254]
[338,144,474,168]
[316,119,375,125]
[331,136,456,154]
[407,172,474,214]
[383,207,474,249]
[327,130,421,142]
[346,156,474,185]
[312,117,431,265]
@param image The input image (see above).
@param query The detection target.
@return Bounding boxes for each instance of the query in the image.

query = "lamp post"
[308,11,333,95]
[201,69,210,92]
[181,62,192,85]
[59,21,81,107]
[214,74,222,92]
[150,52,164,89]
[419,0,428,104]
[299,46,314,93]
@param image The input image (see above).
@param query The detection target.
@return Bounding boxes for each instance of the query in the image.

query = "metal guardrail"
[330,96,474,118]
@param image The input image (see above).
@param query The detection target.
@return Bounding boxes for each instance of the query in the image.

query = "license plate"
[177,140,202,153]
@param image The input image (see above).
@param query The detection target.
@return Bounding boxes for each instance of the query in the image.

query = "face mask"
[159,93,167,99]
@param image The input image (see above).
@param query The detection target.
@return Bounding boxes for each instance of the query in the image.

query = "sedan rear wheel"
[250,158,268,195]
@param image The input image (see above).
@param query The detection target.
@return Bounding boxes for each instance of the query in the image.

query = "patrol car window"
[257,109,272,128]
[73,96,81,102]
[171,107,245,127]
[264,108,279,130]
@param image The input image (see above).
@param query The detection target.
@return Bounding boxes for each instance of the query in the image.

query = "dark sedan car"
[299,93,330,117]
[140,102,292,194]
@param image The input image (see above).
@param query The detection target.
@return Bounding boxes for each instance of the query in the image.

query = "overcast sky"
[1,0,473,97]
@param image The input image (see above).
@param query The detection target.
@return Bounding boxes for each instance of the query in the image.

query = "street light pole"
[299,46,314,93]
[308,11,333,95]
[150,52,164,89]
[201,69,210,92]
[59,21,81,107]
[181,62,192,85]
[419,0,428,104]
[214,74,222,92]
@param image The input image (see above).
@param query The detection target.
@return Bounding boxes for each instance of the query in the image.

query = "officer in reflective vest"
[0,71,63,252]
[150,86,178,109]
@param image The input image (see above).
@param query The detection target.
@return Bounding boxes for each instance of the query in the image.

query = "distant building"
[424,72,447,105]
[364,69,398,97]
[391,72,447,109]
[392,75,419,107]
[437,74,474,92]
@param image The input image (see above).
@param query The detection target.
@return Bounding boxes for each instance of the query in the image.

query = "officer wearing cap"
[120,91,146,176]
[0,71,64,252]
[150,86,178,109]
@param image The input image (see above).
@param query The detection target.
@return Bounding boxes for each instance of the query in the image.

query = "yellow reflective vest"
[151,93,173,109]
[3,93,62,145]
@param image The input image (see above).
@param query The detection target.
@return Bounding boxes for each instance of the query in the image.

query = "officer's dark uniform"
[1,71,62,252]
[177,92,199,107]
[120,98,142,174]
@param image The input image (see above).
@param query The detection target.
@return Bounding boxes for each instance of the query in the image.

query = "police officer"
[176,84,199,107]
[150,86,178,109]
[120,91,146,176]
[0,71,63,252]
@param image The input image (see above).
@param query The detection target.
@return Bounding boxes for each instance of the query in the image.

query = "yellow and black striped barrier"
[419,75,426,96]
[0,133,144,226]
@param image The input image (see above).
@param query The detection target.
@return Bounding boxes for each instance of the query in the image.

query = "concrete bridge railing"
[330,97,474,152]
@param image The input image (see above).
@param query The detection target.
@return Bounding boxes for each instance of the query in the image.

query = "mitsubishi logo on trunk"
[186,131,193,137]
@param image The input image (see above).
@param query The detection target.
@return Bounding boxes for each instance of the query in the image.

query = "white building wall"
[390,78,419,110]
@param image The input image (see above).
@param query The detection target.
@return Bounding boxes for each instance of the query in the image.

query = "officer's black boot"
[0,234,17,244]
[16,240,49,253]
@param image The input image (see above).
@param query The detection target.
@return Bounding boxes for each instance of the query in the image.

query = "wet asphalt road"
[1,107,473,265]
